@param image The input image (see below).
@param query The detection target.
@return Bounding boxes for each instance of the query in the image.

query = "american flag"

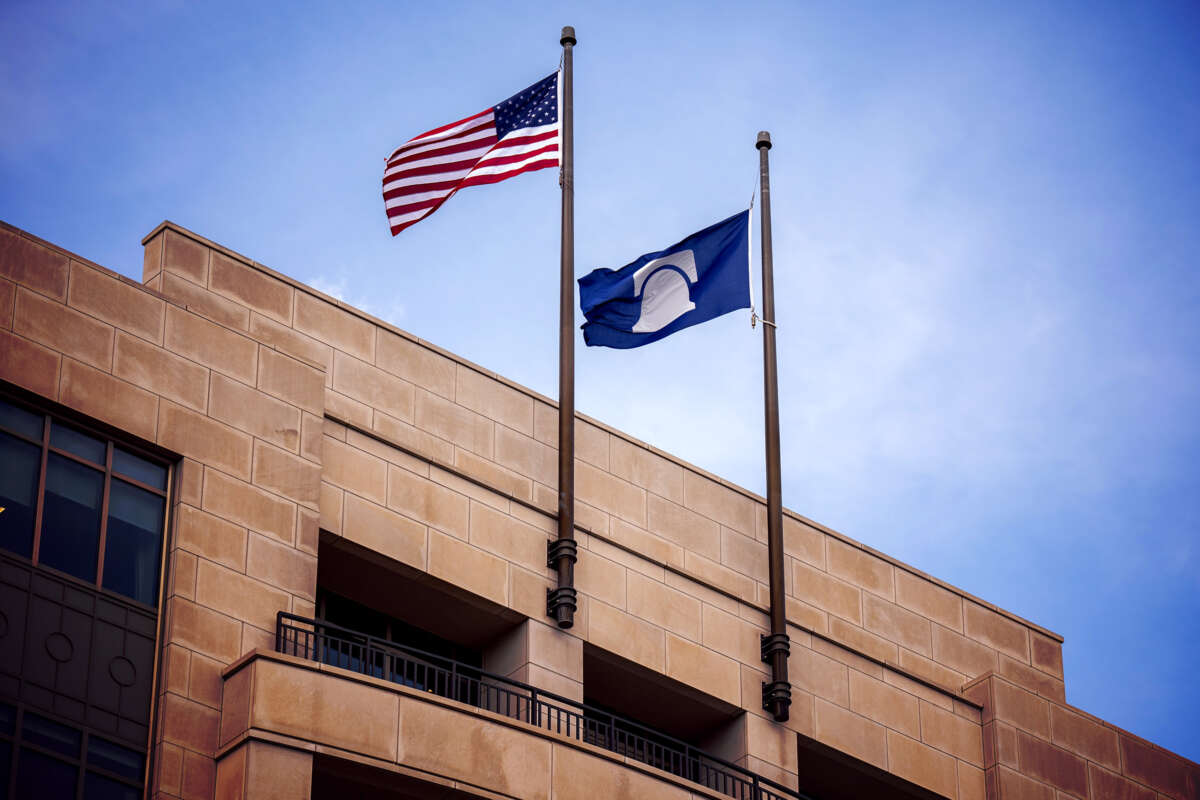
[383,72,561,236]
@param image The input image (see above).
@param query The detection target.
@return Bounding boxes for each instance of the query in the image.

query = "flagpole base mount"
[546,587,577,628]
[761,680,792,722]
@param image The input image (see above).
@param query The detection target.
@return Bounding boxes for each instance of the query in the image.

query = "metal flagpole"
[756,130,792,721]
[547,25,578,629]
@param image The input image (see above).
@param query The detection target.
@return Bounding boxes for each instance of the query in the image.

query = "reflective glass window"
[0,740,10,800]
[102,480,164,606]
[112,448,167,491]
[0,701,14,734]
[50,421,106,464]
[39,454,104,583]
[0,432,40,559]
[84,771,139,800]
[16,748,77,798]
[21,712,80,758]
[86,737,143,781]
[0,398,43,441]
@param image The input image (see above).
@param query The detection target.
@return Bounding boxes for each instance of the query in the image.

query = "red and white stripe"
[383,106,559,236]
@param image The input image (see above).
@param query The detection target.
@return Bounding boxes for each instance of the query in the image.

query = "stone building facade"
[0,218,1195,799]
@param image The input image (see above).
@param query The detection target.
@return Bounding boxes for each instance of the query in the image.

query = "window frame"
[0,392,172,611]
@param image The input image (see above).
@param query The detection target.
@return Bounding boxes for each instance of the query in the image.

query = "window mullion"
[95,442,113,588]
[31,414,50,564]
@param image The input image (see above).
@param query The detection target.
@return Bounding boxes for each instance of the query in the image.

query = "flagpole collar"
[756,131,772,150]
[561,26,576,46]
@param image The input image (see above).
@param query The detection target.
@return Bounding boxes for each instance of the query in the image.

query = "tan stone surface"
[243,741,313,800]
[576,460,646,527]
[897,569,963,633]
[319,481,343,534]
[250,659,399,760]
[341,492,426,569]
[628,573,701,641]
[333,350,414,423]
[195,559,290,632]
[848,669,920,738]
[396,696,550,800]
[161,271,251,331]
[921,699,984,765]
[609,437,683,503]
[791,560,862,625]
[1031,632,1064,679]
[828,540,895,600]
[455,365,533,435]
[249,312,332,371]
[15,285,114,369]
[494,424,555,485]
[202,468,297,543]
[428,530,508,606]
[665,634,740,706]
[252,440,321,507]
[377,328,455,399]
[646,494,721,562]
[828,618,900,665]
[62,357,158,441]
[958,761,986,800]
[814,698,887,769]
[551,741,689,800]
[247,532,317,600]
[990,679,1051,739]
[964,602,1030,663]
[294,291,375,361]
[721,528,768,583]
[321,435,388,504]
[683,471,755,535]
[864,594,932,657]
[387,464,469,539]
[258,347,324,415]
[792,644,850,707]
[0,277,12,329]
[114,332,208,411]
[588,599,665,672]
[0,329,61,399]
[69,261,164,343]
[163,229,209,284]
[932,624,999,678]
[176,503,248,571]
[209,251,293,324]
[0,226,69,300]
[160,691,219,754]
[887,730,958,798]
[165,304,258,385]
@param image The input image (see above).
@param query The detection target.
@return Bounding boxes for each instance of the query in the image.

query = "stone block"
[999,653,1065,701]
[791,560,862,625]
[863,594,932,657]
[576,460,646,527]
[161,272,250,331]
[470,501,550,574]
[0,226,69,300]
[1120,731,1199,800]
[683,471,755,535]
[376,328,455,399]
[792,644,850,707]
[959,760,986,800]
[169,597,242,664]
[69,261,164,343]
[159,401,254,480]
[162,229,209,284]
[701,605,762,668]
[455,366,533,434]
[114,331,208,411]
[324,387,371,428]
[783,516,825,569]
[195,559,290,632]
[341,493,427,570]
[0,277,14,328]
[249,312,332,371]
[165,304,257,385]
[932,624,999,679]
[257,347,324,415]
[896,570,963,633]
[588,599,665,672]
[322,435,388,504]
[886,730,958,798]
[964,602,1030,663]
[0,329,61,399]
[664,633,740,706]
[62,358,158,440]
[1088,763,1157,800]
[920,699,984,765]
[332,350,414,423]
[319,481,343,534]
[209,251,292,324]
[428,530,508,606]
[187,652,223,710]
[608,437,683,504]
[160,691,219,754]
[646,493,721,561]
[247,532,317,600]
[848,669,920,738]
[1031,632,1064,678]
[252,440,321,507]
[828,618,899,665]
[15,285,114,369]
[493,424,555,485]
[1016,729,1088,798]
[294,291,375,362]
[454,447,532,501]
[828,539,895,600]
[387,463,469,539]
[721,528,768,583]
[627,572,701,642]
[814,697,886,769]
[243,740,313,800]
[371,407,455,465]
[991,679,1051,739]
[176,503,248,571]
[202,468,297,543]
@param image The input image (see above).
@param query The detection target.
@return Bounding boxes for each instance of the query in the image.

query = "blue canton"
[494,73,559,139]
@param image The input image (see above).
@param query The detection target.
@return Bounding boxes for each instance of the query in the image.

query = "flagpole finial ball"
[756,131,772,150]
[561,26,576,46]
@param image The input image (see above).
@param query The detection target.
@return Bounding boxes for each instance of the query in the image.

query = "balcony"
[267,612,810,800]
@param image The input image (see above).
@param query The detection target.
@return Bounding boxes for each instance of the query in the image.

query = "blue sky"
[3,0,1198,762]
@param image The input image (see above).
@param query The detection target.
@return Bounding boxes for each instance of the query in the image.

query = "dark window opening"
[0,395,169,609]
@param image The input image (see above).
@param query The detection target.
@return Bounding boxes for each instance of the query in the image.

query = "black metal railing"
[275,612,811,800]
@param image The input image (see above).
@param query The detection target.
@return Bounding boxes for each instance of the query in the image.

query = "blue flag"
[578,211,750,349]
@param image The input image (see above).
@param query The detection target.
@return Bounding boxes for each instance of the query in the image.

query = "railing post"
[450,661,458,702]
